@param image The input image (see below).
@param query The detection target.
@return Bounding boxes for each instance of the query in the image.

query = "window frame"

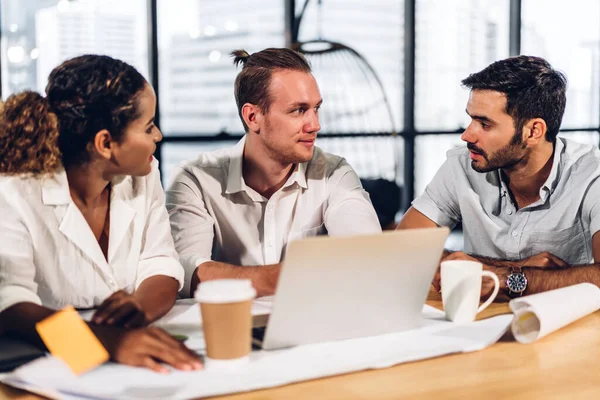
[0,0,598,209]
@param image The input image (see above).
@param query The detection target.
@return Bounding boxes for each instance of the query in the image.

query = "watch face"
[507,272,527,293]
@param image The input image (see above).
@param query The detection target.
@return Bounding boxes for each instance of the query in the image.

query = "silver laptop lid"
[262,227,450,350]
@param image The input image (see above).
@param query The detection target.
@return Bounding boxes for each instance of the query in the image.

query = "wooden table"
[3,293,600,399]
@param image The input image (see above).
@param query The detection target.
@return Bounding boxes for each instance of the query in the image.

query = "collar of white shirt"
[39,170,137,267]
[224,136,309,201]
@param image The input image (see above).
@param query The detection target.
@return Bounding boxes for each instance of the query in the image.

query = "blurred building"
[160,0,285,135]
[35,0,138,92]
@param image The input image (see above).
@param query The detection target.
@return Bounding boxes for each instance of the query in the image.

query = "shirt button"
[511,231,518,238]
[507,210,513,215]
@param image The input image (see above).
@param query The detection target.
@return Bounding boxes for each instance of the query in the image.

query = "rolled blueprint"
[509,283,600,344]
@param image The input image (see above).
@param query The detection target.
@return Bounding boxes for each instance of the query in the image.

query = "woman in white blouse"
[0,55,201,373]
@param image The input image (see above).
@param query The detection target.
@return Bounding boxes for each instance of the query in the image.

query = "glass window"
[414,134,463,197]
[161,140,238,187]
[157,0,285,136]
[558,131,599,147]
[317,136,404,183]
[415,0,510,131]
[1,0,149,97]
[522,0,600,129]
[296,0,404,132]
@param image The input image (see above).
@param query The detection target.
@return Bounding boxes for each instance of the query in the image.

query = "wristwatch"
[506,266,528,297]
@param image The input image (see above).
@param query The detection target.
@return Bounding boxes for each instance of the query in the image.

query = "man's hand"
[432,251,479,291]
[481,265,509,302]
[92,290,149,329]
[436,251,509,302]
[522,252,568,269]
[255,263,281,297]
[106,327,203,374]
[441,251,478,263]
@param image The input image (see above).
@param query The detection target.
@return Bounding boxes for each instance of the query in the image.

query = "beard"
[264,140,312,165]
[468,130,527,173]
[261,119,315,165]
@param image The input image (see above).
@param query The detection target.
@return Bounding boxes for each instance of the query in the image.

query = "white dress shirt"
[0,160,184,313]
[166,137,382,296]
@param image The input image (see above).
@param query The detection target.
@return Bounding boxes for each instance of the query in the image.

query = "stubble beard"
[470,131,527,173]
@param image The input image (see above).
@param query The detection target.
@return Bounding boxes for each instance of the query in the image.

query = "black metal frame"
[403,0,416,206]
[148,0,161,164]
[1,0,599,209]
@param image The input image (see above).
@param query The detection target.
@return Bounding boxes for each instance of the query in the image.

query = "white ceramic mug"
[440,260,500,323]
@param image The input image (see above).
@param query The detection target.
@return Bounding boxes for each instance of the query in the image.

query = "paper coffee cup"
[195,279,256,366]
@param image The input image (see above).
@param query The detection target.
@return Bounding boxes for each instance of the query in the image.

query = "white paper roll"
[509,283,600,343]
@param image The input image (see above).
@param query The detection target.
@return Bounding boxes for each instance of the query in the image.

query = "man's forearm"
[524,264,600,294]
[134,275,179,322]
[471,259,600,297]
[468,255,523,268]
[448,251,569,270]
[192,261,281,298]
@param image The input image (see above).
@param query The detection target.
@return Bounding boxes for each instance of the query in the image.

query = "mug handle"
[477,271,500,313]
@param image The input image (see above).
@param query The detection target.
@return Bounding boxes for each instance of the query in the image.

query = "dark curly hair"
[461,55,567,142]
[231,48,312,132]
[0,54,147,174]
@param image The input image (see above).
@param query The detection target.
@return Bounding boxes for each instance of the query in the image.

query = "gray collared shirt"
[166,137,381,296]
[413,137,600,265]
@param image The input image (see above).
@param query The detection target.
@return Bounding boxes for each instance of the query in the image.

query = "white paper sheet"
[509,283,600,343]
[2,304,512,400]
[150,297,273,353]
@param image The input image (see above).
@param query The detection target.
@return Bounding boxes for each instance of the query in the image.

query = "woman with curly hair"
[0,54,202,373]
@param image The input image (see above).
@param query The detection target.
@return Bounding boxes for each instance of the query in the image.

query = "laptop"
[254,227,450,350]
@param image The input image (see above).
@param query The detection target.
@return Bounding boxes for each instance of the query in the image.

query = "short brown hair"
[0,54,147,175]
[231,48,311,131]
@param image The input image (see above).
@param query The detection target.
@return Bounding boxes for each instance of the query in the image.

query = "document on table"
[2,302,513,400]
[510,283,600,343]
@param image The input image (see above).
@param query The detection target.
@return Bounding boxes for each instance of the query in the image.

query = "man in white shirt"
[167,48,381,297]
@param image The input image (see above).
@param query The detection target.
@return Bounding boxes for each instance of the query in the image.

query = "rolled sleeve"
[0,195,42,313]
[324,159,382,236]
[411,158,461,228]
[135,164,185,292]
[166,167,215,297]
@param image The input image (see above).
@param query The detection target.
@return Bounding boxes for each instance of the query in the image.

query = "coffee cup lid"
[195,279,257,303]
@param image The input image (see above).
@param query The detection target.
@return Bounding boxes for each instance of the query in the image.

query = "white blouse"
[0,160,184,313]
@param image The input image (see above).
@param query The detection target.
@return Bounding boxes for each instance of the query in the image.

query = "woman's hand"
[95,325,203,374]
[92,290,148,329]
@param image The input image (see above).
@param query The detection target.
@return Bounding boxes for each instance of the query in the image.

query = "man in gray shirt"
[398,55,600,300]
